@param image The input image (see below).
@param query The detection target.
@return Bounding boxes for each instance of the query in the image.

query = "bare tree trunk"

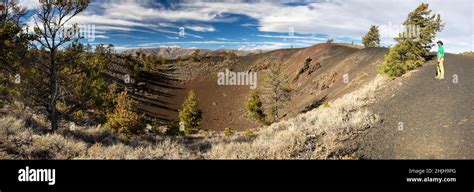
[49,51,58,131]
[32,1,89,132]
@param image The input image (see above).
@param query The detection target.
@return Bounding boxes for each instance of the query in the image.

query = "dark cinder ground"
[358,53,474,159]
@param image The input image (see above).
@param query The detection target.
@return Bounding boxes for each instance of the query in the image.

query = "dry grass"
[0,76,387,159]
[348,72,369,87]
[459,51,474,56]
[82,140,195,159]
[205,76,387,159]
[0,116,195,159]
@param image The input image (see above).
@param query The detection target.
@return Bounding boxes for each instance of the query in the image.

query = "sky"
[18,0,474,53]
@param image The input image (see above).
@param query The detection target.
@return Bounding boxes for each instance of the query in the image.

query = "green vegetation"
[29,1,89,131]
[141,55,168,71]
[362,25,380,47]
[0,1,158,137]
[223,127,234,137]
[59,44,118,123]
[223,50,237,58]
[0,2,32,107]
[245,91,268,125]
[199,130,210,137]
[263,63,291,123]
[190,49,201,62]
[179,90,203,135]
[378,3,443,78]
[165,121,183,136]
[106,90,145,137]
[244,63,291,124]
[243,129,256,138]
[323,100,330,108]
[0,75,386,159]
[378,39,425,77]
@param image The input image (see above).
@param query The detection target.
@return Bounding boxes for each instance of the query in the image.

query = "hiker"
[435,40,445,80]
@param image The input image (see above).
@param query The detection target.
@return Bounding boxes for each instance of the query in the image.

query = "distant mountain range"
[122,46,265,59]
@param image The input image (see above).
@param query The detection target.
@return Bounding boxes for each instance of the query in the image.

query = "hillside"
[117,43,389,132]
[122,47,262,59]
[2,44,473,159]
[357,53,474,159]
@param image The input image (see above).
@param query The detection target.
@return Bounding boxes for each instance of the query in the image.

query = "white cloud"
[122,40,310,51]
[175,0,473,52]
[22,0,473,52]
[22,0,212,40]
[242,42,293,51]
[159,45,181,48]
[185,25,216,32]
[18,0,41,10]
[95,35,109,39]
[241,23,259,27]
[257,34,327,41]
[216,37,231,41]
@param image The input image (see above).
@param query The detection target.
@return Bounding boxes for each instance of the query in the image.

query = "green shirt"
[437,45,444,58]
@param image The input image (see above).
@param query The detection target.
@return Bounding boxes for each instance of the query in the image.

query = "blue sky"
[20,0,474,52]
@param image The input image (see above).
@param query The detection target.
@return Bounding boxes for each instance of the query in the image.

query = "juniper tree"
[106,89,144,137]
[378,39,425,78]
[190,49,200,63]
[379,3,443,78]
[179,90,202,134]
[396,3,443,55]
[245,91,268,125]
[362,25,380,47]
